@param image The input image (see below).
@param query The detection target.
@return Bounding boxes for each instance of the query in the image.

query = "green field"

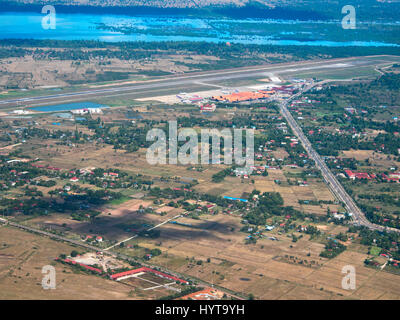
[109,196,132,206]
[370,246,382,256]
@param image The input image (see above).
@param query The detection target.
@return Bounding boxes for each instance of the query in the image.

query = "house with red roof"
[110,267,189,284]
[382,173,400,183]
[345,169,373,180]
[58,258,102,274]
[104,172,119,178]
[200,103,216,112]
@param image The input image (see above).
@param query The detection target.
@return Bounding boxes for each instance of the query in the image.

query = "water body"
[29,101,108,112]
[0,11,399,47]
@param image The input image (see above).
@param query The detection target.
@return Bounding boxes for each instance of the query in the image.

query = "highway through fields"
[0,55,398,110]
[1,55,399,235]
[1,54,399,298]
[279,84,400,234]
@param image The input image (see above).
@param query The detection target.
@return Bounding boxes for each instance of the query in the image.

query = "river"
[0,11,399,47]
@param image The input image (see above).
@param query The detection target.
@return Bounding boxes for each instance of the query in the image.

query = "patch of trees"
[358,227,400,259]
[245,192,287,225]
[212,167,233,183]
[34,180,57,188]
[319,240,346,259]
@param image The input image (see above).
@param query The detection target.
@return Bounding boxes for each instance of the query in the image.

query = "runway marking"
[194,82,225,88]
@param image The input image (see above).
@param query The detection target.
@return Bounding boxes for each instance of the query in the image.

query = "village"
[0,68,399,300]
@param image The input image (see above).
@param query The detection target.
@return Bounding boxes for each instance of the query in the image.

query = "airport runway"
[0,55,397,109]
[2,54,399,233]
[0,53,398,299]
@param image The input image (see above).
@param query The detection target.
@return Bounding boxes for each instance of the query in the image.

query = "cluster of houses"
[345,169,400,183]
[0,161,58,189]
[345,169,376,180]
[9,163,128,193]
[56,256,190,285]
[35,165,121,187]
[233,166,265,178]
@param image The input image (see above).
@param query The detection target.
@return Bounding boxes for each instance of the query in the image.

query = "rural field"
[0,226,165,299]
[0,47,400,301]
[1,91,399,299]
[114,212,400,300]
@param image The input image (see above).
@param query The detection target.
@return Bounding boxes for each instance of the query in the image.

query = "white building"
[71,108,103,115]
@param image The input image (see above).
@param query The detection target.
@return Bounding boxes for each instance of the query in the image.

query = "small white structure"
[71,108,103,115]
[12,110,32,115]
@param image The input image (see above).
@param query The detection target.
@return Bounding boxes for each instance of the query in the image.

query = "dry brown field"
[0,52,220,89]
[121,213,400,300]
[342,149,400,168]
[0,226,165,299]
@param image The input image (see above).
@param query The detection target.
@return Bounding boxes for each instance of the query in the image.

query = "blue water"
[29,101,108,112]
[0,12,399,47]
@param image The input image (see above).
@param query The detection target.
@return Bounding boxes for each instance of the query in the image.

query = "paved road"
[0,55,399,296]
[0,55,395,109]
[279,84,400,234]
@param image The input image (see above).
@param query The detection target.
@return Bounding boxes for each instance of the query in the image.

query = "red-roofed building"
[57,258,102,274]
[389,172,400,179]
[200,103,216,112]
[345,169,372,180]
[110,267,189,284]
[382,173,400,183]
[104,172,119,178]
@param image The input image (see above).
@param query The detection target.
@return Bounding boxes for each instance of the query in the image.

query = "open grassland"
[0,226,160,299]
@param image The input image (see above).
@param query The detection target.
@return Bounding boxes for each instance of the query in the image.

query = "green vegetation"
[369,246,381,256]
[320,240,347,259]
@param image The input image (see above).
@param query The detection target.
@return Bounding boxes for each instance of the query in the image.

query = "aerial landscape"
[0,0,400,304]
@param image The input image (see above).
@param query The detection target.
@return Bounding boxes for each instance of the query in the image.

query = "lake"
[0,11,399,47]
[29,102,108,112]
